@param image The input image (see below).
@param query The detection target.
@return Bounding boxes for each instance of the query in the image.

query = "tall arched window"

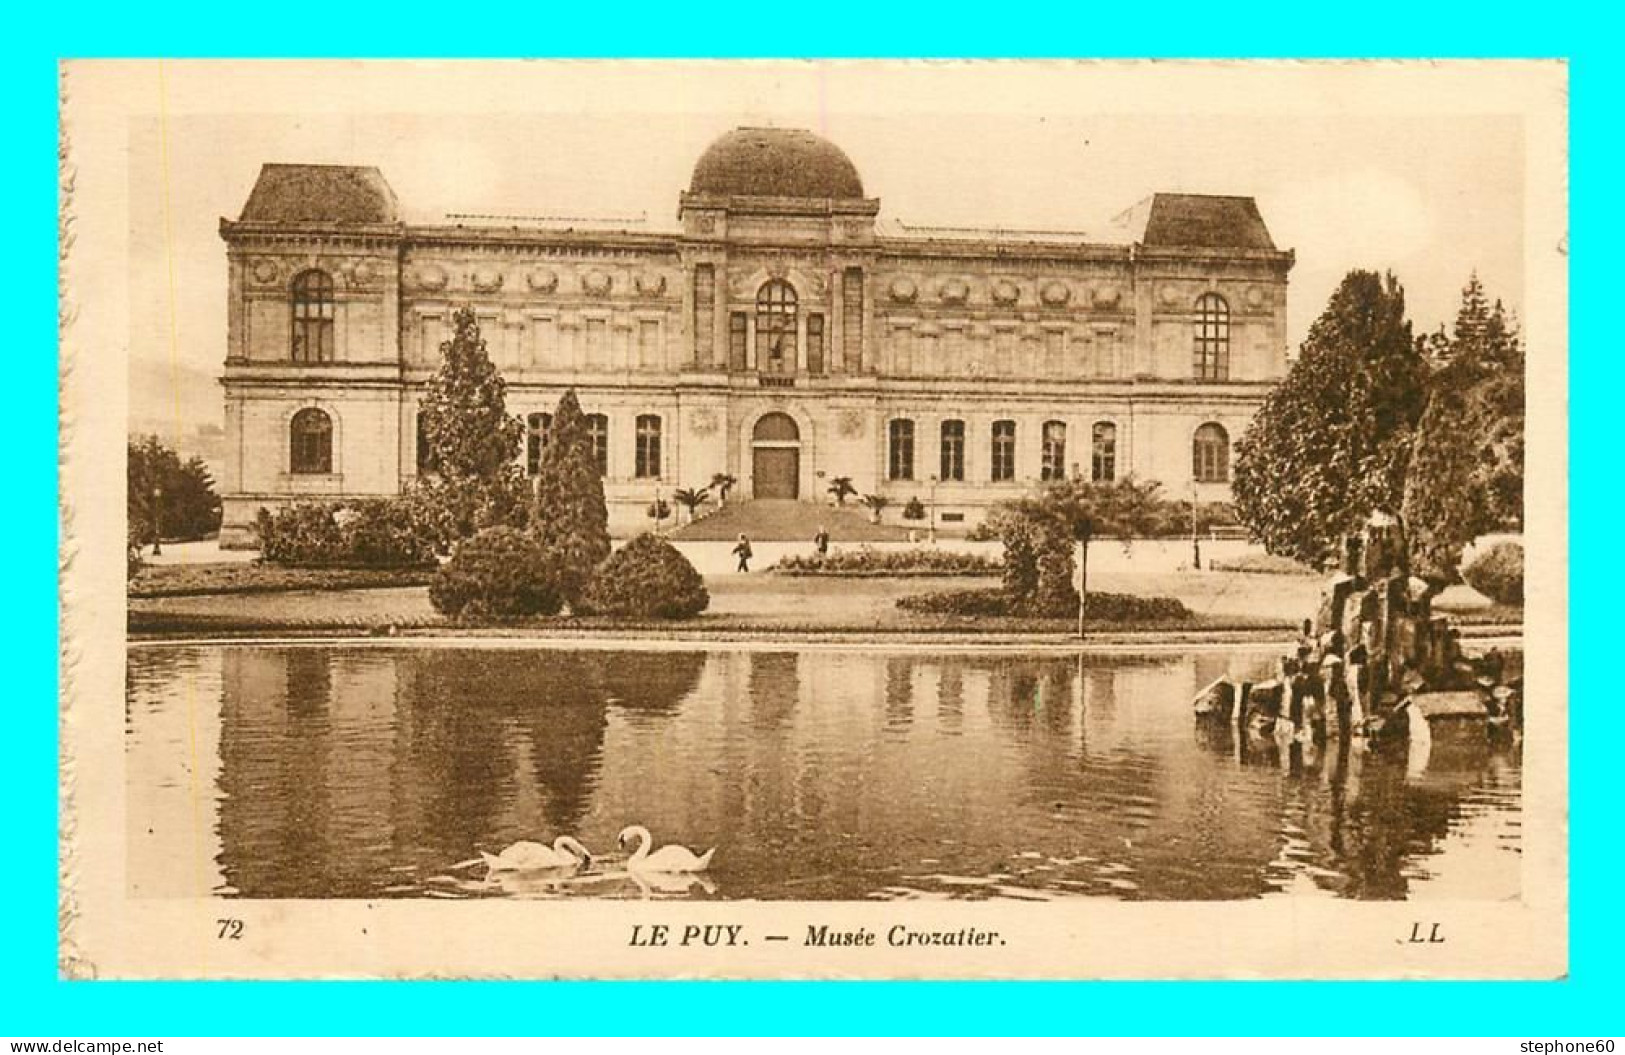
[1041,421,1067,481]
[291,269,335,363]
[290,408,333,474]
[1193,293,1230,380]
[635,415,662,479]
[940,419,965,481]
[888,419,915,481]
[526,412,551,476]
[1091,422,1117,483]
[991,420,1017,482]
[1193,422,1230,483]
[755,280,798,374]
[586,413,609,477]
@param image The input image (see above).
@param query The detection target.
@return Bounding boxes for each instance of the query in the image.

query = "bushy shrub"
[257,500,436,568]
[429,526,564,621]
[902,497,927,521]
[582,533,709,619]
[898,587,1189,623]
[1461,540,1523,606]
[772,546,1002,577]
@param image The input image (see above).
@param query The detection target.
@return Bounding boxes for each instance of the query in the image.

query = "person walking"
[733,532,753,573]
[814,526,830,557]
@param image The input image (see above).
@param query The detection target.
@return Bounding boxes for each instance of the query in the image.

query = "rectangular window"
[843,267,864,372]
[635,414,662,479]
[587,414,609,477]
[693,264,715,365]
[807,313,825,375]
[888,419,915,481]
[1091,422,1117,482]
[991,420,1016,482]
[1041,421,1067,482]
[940,420,965,482]
[526,413,552,476]
[729,312,748,372]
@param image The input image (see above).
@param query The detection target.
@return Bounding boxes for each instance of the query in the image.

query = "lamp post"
[928,474,938,544]
[1074,515,1093,641]
[1190,482,1201,571]
[150,486,163,557]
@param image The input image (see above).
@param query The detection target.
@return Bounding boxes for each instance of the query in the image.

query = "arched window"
[291,269,335,363]
[290,408,333,475]
[635,415,662,479]
[1193,422,1230,483]
[1041,421,1067,482]
[939,419,965,482]
[755,280,797,374]
[1193,293,1230,380]
[888,419,915,481]
[1091,422,1117,483]
[526,412,551,476]
[586,413,609,477]
[991,420,1017,482]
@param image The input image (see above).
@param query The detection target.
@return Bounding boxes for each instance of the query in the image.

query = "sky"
[117,61,1533,438]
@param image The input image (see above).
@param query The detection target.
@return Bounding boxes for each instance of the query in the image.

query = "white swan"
[617,825,715,873]
[480,835,593,873]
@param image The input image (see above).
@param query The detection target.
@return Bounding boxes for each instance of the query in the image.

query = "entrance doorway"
[751,412,801,499]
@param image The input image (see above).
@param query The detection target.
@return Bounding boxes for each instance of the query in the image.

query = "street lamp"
[928,475,938,544]
[150,486,163,557]
[1189,482,1201,571]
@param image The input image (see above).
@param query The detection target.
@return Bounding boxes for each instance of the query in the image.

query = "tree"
[1402,275,1526,581]
[987,477,1167,625]
[1232,270,1426,565]
[413,307,529,545]
[860,494,890,524]
[533,388,611,604]
[827,476,857,506]
[672,487,710,524]
[710,473,737,505]
[127,435,223,545]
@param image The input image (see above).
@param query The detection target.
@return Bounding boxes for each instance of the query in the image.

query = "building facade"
[217,127,1293,545]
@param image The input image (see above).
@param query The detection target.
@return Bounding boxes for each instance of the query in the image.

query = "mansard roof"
[1123,193,1278,251]
[238,164,399,224]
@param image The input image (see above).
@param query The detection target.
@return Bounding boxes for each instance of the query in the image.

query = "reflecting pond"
[127,643,1521,901]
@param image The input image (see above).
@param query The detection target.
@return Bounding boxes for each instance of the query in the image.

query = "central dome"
[689,127,865,200]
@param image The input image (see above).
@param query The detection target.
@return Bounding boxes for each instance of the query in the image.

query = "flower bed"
[129,562,435,598]
[897,586,1190,623]
[772,546,1002,577]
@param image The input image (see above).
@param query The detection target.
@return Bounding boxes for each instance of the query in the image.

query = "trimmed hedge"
[1461,540,1523,606]
[429,526,564,621]
[898,586,1190,623]
[773,546,1002,577]
[583,533,709,619]
[257,500,436,568]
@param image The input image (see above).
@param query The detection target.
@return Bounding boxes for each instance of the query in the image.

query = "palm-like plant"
[710,473,738,506]
[827,476,858,506]
[860,493,890,524]
[673,486,710,524]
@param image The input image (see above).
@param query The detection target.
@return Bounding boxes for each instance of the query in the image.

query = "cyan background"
[11,6,1604,1034]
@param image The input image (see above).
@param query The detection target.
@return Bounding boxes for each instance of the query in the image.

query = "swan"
[617,825,714,873]
[480,835,592,873]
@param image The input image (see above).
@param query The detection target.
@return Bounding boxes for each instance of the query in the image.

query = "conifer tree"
[533,388,611,603]
[413,307,529,545]
[1402,275,1526,580]
[1231,270,1426,564]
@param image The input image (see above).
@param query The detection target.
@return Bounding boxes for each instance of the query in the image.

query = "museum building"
[216,127,1294,544]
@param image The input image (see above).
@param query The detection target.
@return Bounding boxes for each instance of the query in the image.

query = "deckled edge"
[57,59,95,982]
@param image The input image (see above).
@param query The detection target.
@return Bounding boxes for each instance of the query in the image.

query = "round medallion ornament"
[1092,285,1121,308]
[939,277,970,305]
[635,272,668,297]
[582,270,612,297]
[1040,281,1072,308]
[1246,285,1266,308]
[526,268,559,293]
[888,277,918,304]
[250,258,280,286]
[838,410,866,438]
[472,267,504,292]
[1159,284,1182,306]
[410,264,449,292]
[990,279,1020,306]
